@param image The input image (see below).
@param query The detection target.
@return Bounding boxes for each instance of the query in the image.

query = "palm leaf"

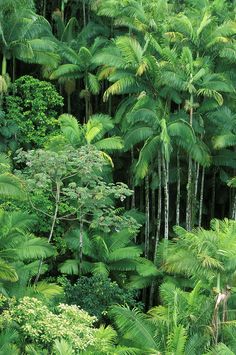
[16,236,55,260]
[94,137,124,151]
[109,305,158,350]
[0,259,18,281]
[0,174,25,199]
[109,246,142,262]
[59,259,79,275]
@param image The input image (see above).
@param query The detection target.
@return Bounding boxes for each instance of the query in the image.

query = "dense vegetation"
[0,0,236,353]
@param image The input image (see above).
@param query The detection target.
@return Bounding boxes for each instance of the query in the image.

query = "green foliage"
[60,227,158,287]
[63,275,142,319]
[0,296,97,352]
[1,76,63,150]
[161,219,236,289]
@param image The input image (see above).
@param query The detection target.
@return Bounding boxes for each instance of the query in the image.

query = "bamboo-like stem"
[149,154,162,308]
[186,96,193,231]
[131,148,135,209]
[144,175,150,259]
[194,162,200,198]
[79,217,83,276]
[2,55,7,76]
[176,149,180,226]
[82,0,86,27]
[162,156,169,240]
[198,167,205,227]
[231,191,236,220]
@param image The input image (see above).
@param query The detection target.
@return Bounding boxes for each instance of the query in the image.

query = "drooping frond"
[50,64,81,80]
[0,259,18,281]
[135,136,161,179]
[103,76,137,101]
[212,134,236,149]
[59,114,83,147]
[16,236,55,260]
[0,174,25,199]
[94,137,124,151]
[124,126,153,150]
[109,305,158,350]
[115,36,143,66]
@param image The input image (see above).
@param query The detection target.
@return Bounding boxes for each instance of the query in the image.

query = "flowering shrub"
[0,297,97,352]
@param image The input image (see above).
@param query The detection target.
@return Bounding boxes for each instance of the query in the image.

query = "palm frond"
[109,305,158,350]
[0,174,25,199]
[94,137,124,151]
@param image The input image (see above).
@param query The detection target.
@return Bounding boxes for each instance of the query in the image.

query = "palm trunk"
[198,167,205,227]
[144,175,150,259]
[12,56,16,82]
[162,156,169,240]
[43,0,47,17]
[149,153,162,307]
[176,149,181,226]
[35,180,60,283]
[151,188,156,234]
[194,162,200,198]
[61,0,65,23]
[131,148,135,209]
[231,191,236,220]
[2,55,7,76]
[82,0,86,27]
[186,98,194,230]
[211,169,216,220]
[79,218,84,276]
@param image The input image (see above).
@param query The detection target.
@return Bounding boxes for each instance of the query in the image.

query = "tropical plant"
[60,227,158,289]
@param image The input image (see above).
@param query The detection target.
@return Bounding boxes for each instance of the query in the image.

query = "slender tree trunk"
[176,149,181,226]
[198,167,205,227]
[79,217,84,276]
[82,0,86,27]
[2,55,7,76]
[149,154,162,307]
[186,96,193,230]
[144,175,150,259]
[131,148,135,209]
[61,0,65,23]
[12,56,16,82]
[151,188,156,235]
[43,0,47,17]
[211,169,216,220]
[162,156,169,240]
[194,163,200,198]
[35,181,60,284]
[231,191,236,220]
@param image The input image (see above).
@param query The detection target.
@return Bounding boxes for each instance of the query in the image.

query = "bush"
[1,75,63,151]
[63,275,143,319]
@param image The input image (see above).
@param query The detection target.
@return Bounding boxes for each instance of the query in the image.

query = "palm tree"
[109,280,224,353]
[59,227,158,288]
[162,219,236,287]
[50,39,105,120]
[46,113,124,166]
[0,210,54,284]
[0,0,59,79]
